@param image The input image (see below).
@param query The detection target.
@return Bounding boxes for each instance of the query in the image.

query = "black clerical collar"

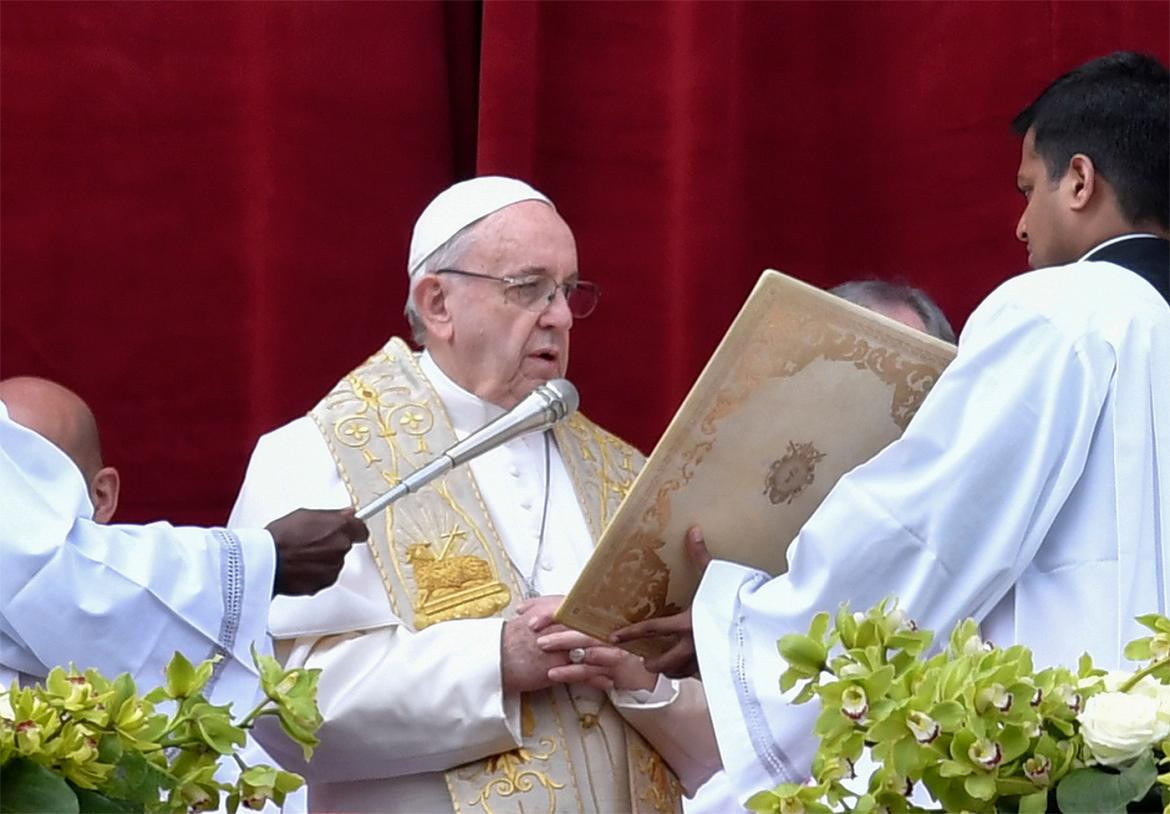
[1082,234,1169,306]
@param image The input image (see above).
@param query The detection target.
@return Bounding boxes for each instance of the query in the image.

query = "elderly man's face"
[441,201,577,409]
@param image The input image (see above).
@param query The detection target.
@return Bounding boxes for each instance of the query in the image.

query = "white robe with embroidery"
[692,259,1170,803]
[0,402,275,711]
[229,351,719,812]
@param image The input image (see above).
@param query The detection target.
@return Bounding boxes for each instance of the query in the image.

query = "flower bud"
[182,786,213,812]
[976,684,1013,714]
[961,634,991,656]
[968,738,1003,770]
[1023,754,1051,786]
[15,720,42,751]
[779,798,805,814]
[841,686,868,721]
[906,711,940,744]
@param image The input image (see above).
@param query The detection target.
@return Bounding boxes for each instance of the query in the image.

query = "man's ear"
[414,276,454,341]
[1065,153,1097,213]
[90,466,120,524]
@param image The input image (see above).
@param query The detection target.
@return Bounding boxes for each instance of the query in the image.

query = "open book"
[556,270,957,656]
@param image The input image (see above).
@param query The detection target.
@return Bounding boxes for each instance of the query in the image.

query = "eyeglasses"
[435,268,601,318]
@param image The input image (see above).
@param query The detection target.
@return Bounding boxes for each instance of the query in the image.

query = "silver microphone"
[355,379,579,521]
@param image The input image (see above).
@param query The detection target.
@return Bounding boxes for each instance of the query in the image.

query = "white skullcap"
[408,176,554,278]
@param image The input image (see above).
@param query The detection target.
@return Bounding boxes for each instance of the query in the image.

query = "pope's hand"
[610,525,711,679]
[538,628,658,693]
[502,595,573,694]
[265,508,368,596]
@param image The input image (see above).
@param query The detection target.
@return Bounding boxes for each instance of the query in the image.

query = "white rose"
[1100,673,1170,730]
[1078,691,1168,767]
[1126,677,1170,734]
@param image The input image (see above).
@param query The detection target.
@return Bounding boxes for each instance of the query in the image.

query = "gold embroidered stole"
[309,338,682,814]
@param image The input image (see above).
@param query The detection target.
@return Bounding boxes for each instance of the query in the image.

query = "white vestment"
[693,257,1170,804]
[229,351,719,812]
[0,402,275,711]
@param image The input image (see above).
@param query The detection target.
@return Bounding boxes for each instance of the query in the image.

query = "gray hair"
[830,280,956,343]
[404,219,482,346]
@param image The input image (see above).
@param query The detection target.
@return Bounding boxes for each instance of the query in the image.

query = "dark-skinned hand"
[265,508,368,596]
[610,525,711,678]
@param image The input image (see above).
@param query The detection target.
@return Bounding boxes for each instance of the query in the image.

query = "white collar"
[418,350,505,437]
[1079,233,1160,262]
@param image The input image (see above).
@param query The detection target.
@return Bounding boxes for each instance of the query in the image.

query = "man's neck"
[418,350,505,435]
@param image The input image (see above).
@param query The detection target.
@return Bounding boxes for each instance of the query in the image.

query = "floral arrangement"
[0,647,322,813]
[749,599,1170,814]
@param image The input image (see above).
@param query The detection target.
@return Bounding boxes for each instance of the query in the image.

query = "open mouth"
[529,349,560,367]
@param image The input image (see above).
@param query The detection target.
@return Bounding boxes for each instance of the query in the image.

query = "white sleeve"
[253,616,522,782]
[692,293,1114,798]
[234,418,524,780]
[0,408,275,709]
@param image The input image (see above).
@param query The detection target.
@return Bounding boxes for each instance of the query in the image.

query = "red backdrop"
[2,1,1166,525]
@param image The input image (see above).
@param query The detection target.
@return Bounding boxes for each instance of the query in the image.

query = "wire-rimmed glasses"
[435,268,601,318]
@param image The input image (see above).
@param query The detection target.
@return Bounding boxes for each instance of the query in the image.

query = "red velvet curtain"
[2,1,1166,525]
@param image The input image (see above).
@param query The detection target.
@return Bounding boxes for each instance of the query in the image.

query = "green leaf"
[863,665,895,700]
[272,771,303,794]
[141,688,167,705]
[103,751,174,805]
[999,724,1030,763]
[809,611,831,643]
[743,790,780,812]
[930,700,966,730]
[1134,612,1170,633]
[1055,751,1158,814]
[792,681,819,706]
[938,759,971,778]
[0,758,81,814]
[865,712,906,743]
[72,788,138,813]
[892,736,922,776]
[1124,638,1154,661]
[964,771,996,800]
[163,653,196,699]
[194,716,246,755]
[275,708,320,761]
[778,634,827,675]
[1016,789,1048,814]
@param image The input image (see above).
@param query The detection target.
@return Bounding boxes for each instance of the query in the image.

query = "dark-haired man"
[614,51,1169,807]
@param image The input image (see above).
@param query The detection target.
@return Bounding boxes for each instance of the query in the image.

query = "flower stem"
[236,699,273,729]
[1118,656,1170,692]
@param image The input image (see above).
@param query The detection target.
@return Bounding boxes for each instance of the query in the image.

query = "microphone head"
[540,379,579,420]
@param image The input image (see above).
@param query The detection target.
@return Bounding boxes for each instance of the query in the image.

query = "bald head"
[0,376,119,522]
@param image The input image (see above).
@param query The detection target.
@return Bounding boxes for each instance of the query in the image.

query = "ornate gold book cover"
[556,270,957,655]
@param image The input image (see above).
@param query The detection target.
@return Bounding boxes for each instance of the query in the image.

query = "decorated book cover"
[556,270,957,655]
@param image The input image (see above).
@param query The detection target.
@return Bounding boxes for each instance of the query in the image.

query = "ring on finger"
[568,647,587,664]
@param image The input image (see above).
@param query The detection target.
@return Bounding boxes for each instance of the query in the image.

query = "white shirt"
[692,257,1170,804]
[0,402,275,710]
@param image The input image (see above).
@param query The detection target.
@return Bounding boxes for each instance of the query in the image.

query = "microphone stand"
[355,379,578,521]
